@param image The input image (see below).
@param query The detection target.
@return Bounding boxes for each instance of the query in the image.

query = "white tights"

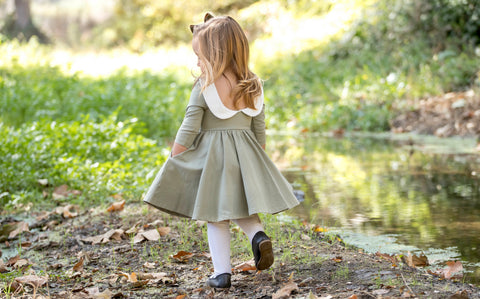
[207,214,264,276]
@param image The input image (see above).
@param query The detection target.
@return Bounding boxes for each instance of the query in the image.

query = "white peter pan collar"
[202,83,264,119]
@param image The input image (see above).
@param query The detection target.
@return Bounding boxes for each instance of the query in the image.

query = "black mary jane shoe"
[206,273,231,289]
[252,231,274,270]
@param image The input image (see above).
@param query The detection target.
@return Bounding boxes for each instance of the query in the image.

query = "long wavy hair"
[192,15,262,110]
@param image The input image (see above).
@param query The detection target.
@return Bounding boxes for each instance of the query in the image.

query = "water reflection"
[271,132,480,284]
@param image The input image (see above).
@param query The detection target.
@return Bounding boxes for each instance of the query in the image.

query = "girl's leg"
[207,220,232,276]
[233,214,273,271]
[232,214,264,242]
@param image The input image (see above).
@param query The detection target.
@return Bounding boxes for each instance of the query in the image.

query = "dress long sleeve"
[251,104,266,146]
[174,82,206,148]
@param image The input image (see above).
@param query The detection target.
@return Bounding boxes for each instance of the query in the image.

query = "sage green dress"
[143,81,299,222]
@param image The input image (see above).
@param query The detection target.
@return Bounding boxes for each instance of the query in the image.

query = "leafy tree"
[411,0,480,49]
[98,0,258,51]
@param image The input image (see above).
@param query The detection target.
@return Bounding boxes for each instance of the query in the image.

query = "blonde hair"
[192,16,262,110]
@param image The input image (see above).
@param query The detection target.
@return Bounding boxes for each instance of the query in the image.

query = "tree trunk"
[15,0,33,29]
[0,0,49,43]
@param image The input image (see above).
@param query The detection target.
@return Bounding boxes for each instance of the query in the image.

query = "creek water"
[272,132,480,285]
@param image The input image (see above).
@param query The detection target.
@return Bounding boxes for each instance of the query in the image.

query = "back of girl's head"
[193,15,262,109]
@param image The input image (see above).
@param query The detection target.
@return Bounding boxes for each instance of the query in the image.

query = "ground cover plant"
[0,114,167,210]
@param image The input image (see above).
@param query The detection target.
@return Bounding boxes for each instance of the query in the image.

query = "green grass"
[0,114,167,210]
[0,63,190,141]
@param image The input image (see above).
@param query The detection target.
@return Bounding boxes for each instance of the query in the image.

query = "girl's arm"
[172,82,206,157]
[251,104,266,149]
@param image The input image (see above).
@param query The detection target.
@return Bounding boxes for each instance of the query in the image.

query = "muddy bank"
[390,90,480,140]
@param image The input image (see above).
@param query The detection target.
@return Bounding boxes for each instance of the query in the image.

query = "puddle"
[272,132,480,284]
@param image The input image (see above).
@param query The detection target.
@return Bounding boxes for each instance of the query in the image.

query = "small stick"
[401,272,416,296]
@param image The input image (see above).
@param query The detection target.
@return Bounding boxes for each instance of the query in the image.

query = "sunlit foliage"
[0,114,167,209]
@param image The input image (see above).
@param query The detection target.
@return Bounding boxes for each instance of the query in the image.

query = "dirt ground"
[390,89,480,139]
[1,203,480,299]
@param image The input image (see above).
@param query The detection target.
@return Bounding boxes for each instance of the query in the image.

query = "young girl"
[143,13,299,289]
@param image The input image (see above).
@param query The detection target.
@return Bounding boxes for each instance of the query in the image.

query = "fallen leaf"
[313,226,328,233]
[82,229,124,245]
[73,256,84,272]
[65,268,82,279]
[83,234,104,245]
[234,260,256,272]
[54,204,78,218]
[401,291,414,298]
[450,290,469,299]
[137,272,167,282]
[21,241,32,248]
[0,260,8,273]
[109,229,124,241]
[143,262,156,269]
[147,219,164,227]
[52,185,81,200]
[107,200,125,212]
[157,227,171,236]
[133,234,146,244]
[52,184,69,200]
[126,220,142,234]
[176,295,187,299]
[441,261,463,279]
[298,277,314,287]
[118,272,138,283]
[13,259,30,269]
[130,272,138,283]
[197,252,211,259]
[301,234,311,240]
[272,281,298,299]
[332,256,343,263]
[8,222,29,239]
[170,251,194,263]
[84,286,100,296]
[403,252,429,267]
[96,288,113,299]
[6,255,20,267]
[141,229,160,241]
[15,274,48,288]
[376,252,397,265]
[0,223,16,239]
[348,295,358,299]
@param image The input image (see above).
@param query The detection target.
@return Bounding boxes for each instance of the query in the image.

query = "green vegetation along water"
[272,132,480,285]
